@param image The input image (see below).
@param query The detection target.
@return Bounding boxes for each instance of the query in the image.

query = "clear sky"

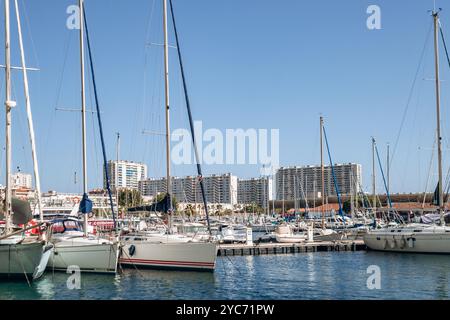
[1,0,450,195]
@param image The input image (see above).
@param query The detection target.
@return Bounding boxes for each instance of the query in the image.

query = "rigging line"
[399,65,426,192]
[169,0,212,235]
[321,125,344,218]
[438,21,450,150]
[83,7,116,229]
[144,0,157,46]
[443,165,450,203]
[19,0,39,68]
[10,77,32,172]
[439,22,450,70]
[85,48,100,185]
[422,139,437,208]
[373,138,393,209]
[390,20,433,168]
[139,1,157,163]
[351,170,371,209]
[45,30,73,157]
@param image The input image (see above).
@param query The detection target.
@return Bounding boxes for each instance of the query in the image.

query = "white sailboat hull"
[275,235,306,243]
[0,239,44,280]
[364,224,450,253]
[48,238,119,273]
[314,230,343,242]
[120,240,217,271]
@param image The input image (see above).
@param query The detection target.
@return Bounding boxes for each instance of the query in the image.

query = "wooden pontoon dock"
[217,240,366,256]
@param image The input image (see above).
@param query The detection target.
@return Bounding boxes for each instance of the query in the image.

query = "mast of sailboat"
[320,116,325,229]
[305,175,308,213]
[163,0,173,233]
[14,0,43,224]
[293,175,297,212]
[386,143,390,195]
[372,137,376,210]
[116,132,120,213]
[4,0,13,234]
[282,172,285,214]
[79,0,88,237]
[433,10,444,221]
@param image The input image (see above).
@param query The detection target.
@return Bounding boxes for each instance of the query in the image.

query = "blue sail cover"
[127,193,172,214]
[79,193,93,214]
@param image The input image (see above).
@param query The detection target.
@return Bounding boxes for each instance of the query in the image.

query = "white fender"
[407,237,414,248]
[389,237,396,249]
[398,235,406,249]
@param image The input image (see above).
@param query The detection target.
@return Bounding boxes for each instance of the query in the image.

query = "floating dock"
[217,240,366,256]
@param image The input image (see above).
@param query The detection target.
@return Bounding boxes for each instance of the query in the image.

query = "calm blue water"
[2,251,450,300]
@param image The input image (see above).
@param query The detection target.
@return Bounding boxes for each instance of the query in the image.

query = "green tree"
[244,203,264,214]
[118,189,143,208]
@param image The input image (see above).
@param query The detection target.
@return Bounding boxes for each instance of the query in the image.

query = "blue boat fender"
[128,245,136,257]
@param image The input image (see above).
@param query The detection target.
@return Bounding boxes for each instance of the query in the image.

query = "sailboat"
[47,0,119,273]
[364,9,450,253]
[119,0,217,271]
[0,0,53,280]
[314,116,341,241]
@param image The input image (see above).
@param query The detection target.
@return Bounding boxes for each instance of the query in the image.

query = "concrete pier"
[217,240,366,256]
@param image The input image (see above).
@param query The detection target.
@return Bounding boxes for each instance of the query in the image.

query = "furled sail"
[128,193,172,213]
[79,193,93,214]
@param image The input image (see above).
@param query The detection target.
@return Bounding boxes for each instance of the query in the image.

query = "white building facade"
[237,177,273,208]
[139,173,238,207]
[275,163,362,201]
[12,172,32,189]
[106,160,147,191]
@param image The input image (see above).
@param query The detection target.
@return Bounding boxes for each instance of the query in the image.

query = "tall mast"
[14,0,43,223]
[282,172,285,214]
[433,10,444,218]
[116,132,120,212]
[305,175,308,211]
[4,0,13,234]
[386,143,390,195]
[372,137,376,209]
[163,0,173,230]
[293,175,297,212]
[320,116,325,229]
[350,173,354,218]
[79,0,88,237]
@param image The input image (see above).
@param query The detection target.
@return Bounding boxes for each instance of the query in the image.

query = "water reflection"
[1,252,450,299]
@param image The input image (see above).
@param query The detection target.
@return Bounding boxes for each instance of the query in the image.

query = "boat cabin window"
[51,220,83,234]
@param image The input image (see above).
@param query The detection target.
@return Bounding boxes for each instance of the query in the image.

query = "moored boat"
[120,234,217,271]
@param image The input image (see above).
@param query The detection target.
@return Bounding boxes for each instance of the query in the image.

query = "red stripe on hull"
[120,258,214,268]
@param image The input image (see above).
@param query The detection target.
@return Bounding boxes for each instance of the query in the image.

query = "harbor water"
[1,251,450,300]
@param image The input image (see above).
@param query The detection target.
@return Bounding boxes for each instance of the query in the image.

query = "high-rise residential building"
[237,177,273,208]
[12,172,32,189]
[106,160,147,191]
[275,163,362,201]
[139,177,167,199]
[139,173,238,205]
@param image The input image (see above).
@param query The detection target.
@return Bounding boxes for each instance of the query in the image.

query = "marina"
[1,0,450,305]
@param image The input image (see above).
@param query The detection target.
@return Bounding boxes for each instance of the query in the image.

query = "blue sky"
[1,0,450,195]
